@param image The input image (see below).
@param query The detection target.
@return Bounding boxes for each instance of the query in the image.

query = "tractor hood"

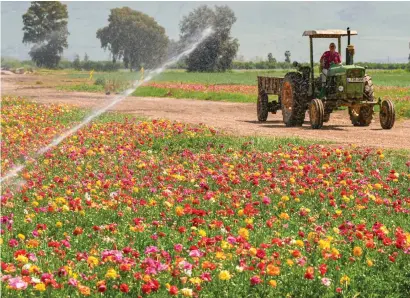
[327,64,365,76]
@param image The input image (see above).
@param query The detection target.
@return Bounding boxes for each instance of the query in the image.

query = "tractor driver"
[319,42,341,94]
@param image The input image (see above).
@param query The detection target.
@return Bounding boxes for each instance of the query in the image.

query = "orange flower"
[79,285,91,295]
[353,246,363,257]
[266,264,280,276]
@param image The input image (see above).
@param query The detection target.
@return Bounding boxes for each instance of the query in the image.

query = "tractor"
[257,28,395,129]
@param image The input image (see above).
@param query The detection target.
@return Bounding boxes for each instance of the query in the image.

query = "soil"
[2,74,409,150]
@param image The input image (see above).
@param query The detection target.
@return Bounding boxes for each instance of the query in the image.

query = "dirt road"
[2,75,409,150]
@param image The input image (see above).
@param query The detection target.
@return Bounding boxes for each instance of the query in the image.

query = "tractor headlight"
[338,86,344,92]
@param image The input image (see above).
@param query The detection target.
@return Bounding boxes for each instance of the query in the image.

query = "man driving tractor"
[320,42,341,96]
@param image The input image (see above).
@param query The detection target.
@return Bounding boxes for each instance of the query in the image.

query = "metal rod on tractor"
[310,36,314,94]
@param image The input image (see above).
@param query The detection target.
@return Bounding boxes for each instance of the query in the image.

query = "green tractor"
[257,28,395,129]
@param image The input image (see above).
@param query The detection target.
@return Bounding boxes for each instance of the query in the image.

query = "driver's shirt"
[321,51,341,69]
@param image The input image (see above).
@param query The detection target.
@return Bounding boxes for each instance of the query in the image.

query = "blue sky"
[1,1,409,63]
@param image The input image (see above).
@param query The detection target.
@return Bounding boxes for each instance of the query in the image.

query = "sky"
[1,1,410,63]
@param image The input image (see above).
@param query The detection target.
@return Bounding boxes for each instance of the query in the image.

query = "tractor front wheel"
[257,92,269,122]
[349,105,374,126]
[380,99,395,129]
[309,98,324,129]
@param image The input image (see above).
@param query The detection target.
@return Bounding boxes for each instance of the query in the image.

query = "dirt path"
[2,75,409,150]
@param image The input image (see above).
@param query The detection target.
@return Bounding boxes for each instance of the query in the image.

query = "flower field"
[1,96,410,297]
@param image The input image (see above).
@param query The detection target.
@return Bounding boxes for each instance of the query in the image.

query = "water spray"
[1,27,214,184]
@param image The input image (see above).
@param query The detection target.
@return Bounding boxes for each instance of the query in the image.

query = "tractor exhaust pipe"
[346,27,354,65]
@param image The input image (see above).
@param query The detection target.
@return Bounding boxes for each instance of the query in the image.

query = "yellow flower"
[56,221,63,228]
[219,270,232,281]
[198,229,207,237]
[340,275,350,286]
[87,256,99,266]
[181,288,193,297]
[16,255,29,264]
[366,259,374,267]
[238,209,244,216]
[245,218,253,224]
[295,240,304,247]
[35,283,46,291]
[281,195,290,202]
[105,268,118,279]
[286,259,294,266]
[279,213,289,220]
[239,228,249,240]
[18,234,25,240]
[249,247,257,256]
[189,277,201,285]
[269,280,277,288]
[318,239,331,250]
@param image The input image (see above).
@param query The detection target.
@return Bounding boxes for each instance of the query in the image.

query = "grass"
[132,86,257,103]
[67,69,410,87]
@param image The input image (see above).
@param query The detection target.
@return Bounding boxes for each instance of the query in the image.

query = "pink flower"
[68,278,78,287]
[8,238,18,247]
[145,246,159,254]
[8,277,28,290]
[262,197,271,205]
[227,236,236,244]
[189,249,203,257]
[200,272,212,282]
[321,277,332,287]
[174,244,183,252]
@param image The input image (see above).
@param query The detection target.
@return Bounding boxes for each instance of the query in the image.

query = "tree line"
[21,1,239,72]
[21,1,410,72]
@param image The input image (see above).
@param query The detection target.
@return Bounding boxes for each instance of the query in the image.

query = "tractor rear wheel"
[380,99,395,129]
[310,98,324,129]
[257,92,269,122]
[280,73,306,127]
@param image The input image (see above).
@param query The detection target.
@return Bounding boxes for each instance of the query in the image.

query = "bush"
[94,78,106,86]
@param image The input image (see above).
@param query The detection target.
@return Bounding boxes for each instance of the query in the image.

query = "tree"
[22,1,69,68]
[96,7,169,70]
[179,5,239,72]
[285,51,291,63]
[73,54,81,70]
[267,53,276,63]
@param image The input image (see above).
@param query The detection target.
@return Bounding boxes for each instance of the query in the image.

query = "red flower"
[304,267,314,280]
[73,227,83,236]
[120,283,130,293]
[256,249,266,259]
[169,285,178,295]
[319,264,327,276]
[250,276,262,285]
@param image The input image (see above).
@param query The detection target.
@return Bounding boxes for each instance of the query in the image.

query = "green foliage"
[1,57,36,70]
[285,50,291,63]
[267,53,276,63]
[73,54,81,70]
[96,7,169,70]
[22,1,69,68]
[94,78,106,86]
[180,5,239,72]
